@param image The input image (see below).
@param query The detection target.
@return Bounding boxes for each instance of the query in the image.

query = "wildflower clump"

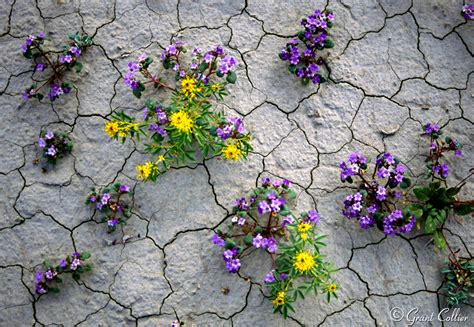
[21,32,92,102]
[36,130,73,171]
[212,177,337,318]
[339,152,414,235]
[85,182,132,233]
[441,257,473,308]
[462,4,474,20]
[106,42,252,181]
[279,8,335,85]
[406,123,473,249]
[34,251,92,295]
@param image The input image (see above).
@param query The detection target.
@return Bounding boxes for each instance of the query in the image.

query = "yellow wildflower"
[271,291,286,307]
[211,83,220,91]
[300,233,308,241]
[293,251,316,273]
[136,162,153,180]
[222,143,243,160]
[327,283,337,293]
[158,155,165,162]
[298,222,312,233]
[104,121,119,138]
[170,110,193,133]
[180,75,201,100]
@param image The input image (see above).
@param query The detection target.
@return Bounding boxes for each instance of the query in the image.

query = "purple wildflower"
[46,146,57,156]
[38,138,46,148]
[252,234,267,249]
[225,258,241,273]
[70,258,81,270]
[307,210,320,224]
[119,184,130,193]
[264,271,276,283]
[212,234,225,247]
[101,193,111,204]
[59,259,67,269]
[258,201,271,215]
[267,238,278,253]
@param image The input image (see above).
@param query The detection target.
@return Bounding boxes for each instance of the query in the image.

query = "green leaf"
[75,61,83,73]
[132,88,142,98]
[446,187,460,198]
[50,287,60,293]
[324,38,334,48]
[454,204,474,216]
[224,240,236,249]
[425,215,438,234]
[226,71,237,84]
[432,230,446,249]
[400,177,411,189]
[413,187,430,201]
[80,251,91,260]
[198,62,208,72]
[243,235,253,246]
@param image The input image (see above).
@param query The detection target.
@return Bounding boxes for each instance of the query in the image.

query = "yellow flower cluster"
[327,283,337,293]
[297,222,312,241]
[222,143,243,160]
[104,121,138,138]
[136,162,154,180]
[293,251,316,274]
[180,76,202,100]
[271,291,286,307]
[170,110,193,133]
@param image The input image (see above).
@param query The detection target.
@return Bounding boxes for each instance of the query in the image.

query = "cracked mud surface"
[0,0,473,326]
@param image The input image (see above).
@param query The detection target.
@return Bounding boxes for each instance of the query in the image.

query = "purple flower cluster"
[264,270,287,284]
[342,192,376,229]
[424,123,440,135]
[462,4,474,20]
[252,234,278,253]
[383,210,416,236]
[21,33,45,56]
[37,130,73,167]
[218,55,237,75]
[216,117,245,140]
[340,152,412,234]
[48,82,71,101]
[257,191,286,215]
[86,183,131,233]
[423,123,463,180]
[161,41,185,62]
[339,152,367,182]
[124,57,142,91]
[279,9,335,84]
[59,45,81,65]
[375,153,406,188]
[145,105,168,138]
[34,252,86,295]
[222,248,241,273]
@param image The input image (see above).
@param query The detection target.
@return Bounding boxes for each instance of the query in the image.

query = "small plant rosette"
[36,130,73,169]
[105,42,252,182]
[441,257,473,308]
[406,123,473,249]
[85,182,132,233]
[212,177,337,318]
[34,251,92,295]
[21,32,92,102]
[279,8,335,85]
[339,152,415,235]
[462,4,474,20]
